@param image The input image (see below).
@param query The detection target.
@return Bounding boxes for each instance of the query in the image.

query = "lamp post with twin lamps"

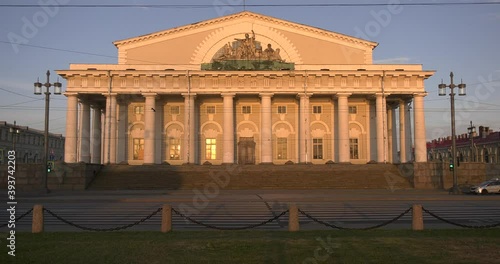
[34,70,62,193]
[438,72,466,194]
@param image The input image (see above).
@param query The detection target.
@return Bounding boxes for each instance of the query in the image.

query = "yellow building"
[57,11,434,165]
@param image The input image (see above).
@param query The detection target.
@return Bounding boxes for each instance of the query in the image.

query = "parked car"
[470,178,500,194]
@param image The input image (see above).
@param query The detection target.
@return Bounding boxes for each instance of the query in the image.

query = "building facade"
[427,126,500,164]
[57,11,434,165]
[0,121,65,164]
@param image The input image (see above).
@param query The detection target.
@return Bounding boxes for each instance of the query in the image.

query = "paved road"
[2,189,499,231]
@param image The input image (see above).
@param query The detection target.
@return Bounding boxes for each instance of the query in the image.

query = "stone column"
[183,93,196,164]
[78,100,91,163]
[91,106,102,164]
[116,100,128,164]
[375,93,385,163]
[387,106,393,163]
[337,93,351,163]
[413,93,427,162]
[399,100,407,163]
[64,93,78,163]
[222,93,235,164]
[109,94,117,164]
[260,93,273,164]
[405,101,413,161]
[298,93,311,163]
[143,93,157,164]
[390,106,398,163]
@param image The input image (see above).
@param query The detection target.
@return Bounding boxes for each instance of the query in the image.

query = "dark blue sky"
[1,0,499,140]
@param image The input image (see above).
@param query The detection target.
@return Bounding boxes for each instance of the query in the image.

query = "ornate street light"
[438,72,466,194]
[34,70,62,193]
[468,121,476,162]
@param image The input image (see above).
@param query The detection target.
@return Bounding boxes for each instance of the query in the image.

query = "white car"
[470,178,500,194]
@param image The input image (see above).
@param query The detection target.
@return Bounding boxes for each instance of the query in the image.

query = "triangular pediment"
[113,11,378,67]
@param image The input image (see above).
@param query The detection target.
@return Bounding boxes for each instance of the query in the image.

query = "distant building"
[57,11,434,165]
[0,121,65,164]
[427,126,500,164]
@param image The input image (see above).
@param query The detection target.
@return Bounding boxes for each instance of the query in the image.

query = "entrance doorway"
[238,137,255,164]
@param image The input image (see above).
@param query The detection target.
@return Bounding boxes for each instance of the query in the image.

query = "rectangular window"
[207,106,216,114]
[313,106,322,114]
[348,106,357,114]
[169,138,181,160]
[350,138,359,159]
[170,106,180,115]
[205,138,217,160]
[313,138,323,159]
[242,105,251,114]
[133,138,145,160]
[0,149,4,164]
[134,106,144,114]
[277,138,287,160]
[277,106,287,114]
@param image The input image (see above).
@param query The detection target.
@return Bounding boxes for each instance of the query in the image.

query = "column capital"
[64,92,79,97]
[101,92,118,97]
[221,93,236,98]
[259,93,274,98]
[181,93,197,98]
[297,93,313,99]
[142,92,158,98]
[335,93,352,98]
[374,92,391,97]
[413,92,428,98]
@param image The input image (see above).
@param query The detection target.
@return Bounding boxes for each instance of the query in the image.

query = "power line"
[1,2,499,8]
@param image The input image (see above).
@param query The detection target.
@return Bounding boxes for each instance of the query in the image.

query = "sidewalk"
[12,188,500,203]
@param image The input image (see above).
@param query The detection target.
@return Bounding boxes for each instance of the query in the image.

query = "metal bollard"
[32,204,44,233]
[288,203,299,232]
[412,204,424,231]
[161,204,172,233]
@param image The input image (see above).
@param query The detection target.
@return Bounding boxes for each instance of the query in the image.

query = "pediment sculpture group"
[216,30,283,62]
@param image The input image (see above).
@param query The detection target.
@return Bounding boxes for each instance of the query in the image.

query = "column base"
[259,162,274,165]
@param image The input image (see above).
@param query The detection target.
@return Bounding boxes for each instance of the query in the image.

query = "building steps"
[87,164,413,190]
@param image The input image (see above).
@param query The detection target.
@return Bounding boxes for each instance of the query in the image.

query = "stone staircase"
[88,164,413,190]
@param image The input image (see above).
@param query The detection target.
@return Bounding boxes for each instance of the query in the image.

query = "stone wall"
[413,162,498,190]
[0,161,102,191]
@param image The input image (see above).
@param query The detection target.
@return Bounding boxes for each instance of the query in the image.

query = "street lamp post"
[438,72,466,194]
[34,70,62,193]
[468,121,476,162]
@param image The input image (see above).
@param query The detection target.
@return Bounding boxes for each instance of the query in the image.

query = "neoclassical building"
[57,11,434,165]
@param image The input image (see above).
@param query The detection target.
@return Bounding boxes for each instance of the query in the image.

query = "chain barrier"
[422,207,500,229]
[299,207,413,230]
[0,208,33,228]
[171,208,289,230]
[43,207,163,232]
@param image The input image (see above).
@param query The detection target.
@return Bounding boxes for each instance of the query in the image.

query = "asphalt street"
[2,189,499,232]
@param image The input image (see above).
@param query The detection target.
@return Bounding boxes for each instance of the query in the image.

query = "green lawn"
[2,230,500,264]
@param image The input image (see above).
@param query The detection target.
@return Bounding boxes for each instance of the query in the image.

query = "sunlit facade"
[58,11,434,165]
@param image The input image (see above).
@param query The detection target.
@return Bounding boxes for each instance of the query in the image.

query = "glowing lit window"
[205,138,216,160]
[169,138,181,160]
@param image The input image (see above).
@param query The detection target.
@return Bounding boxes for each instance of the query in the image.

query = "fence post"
[161,204,172,233]
[32,204,44,233]
[288,203,299,232]
[412,204,424,231]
